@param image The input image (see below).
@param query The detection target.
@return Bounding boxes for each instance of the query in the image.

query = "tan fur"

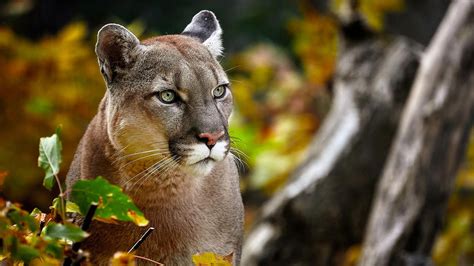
[66,12,243,265]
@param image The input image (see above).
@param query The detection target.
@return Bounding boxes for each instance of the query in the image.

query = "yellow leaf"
[0,170,7,187]
[30,256,61,266]
[110,252,136,266]
[126,20,146,38]
[331,0,404,31]
[342,245,362,266]
[127,210,149,227]
[192,252,233,266]
[65,201,80,213]
[93,217,119,225]
[58,22,86,43]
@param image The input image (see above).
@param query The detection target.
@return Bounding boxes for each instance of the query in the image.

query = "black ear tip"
[194,10,217,22]
[182,10,223,57]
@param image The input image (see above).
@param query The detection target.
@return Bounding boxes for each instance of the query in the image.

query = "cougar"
[66,10,244,265]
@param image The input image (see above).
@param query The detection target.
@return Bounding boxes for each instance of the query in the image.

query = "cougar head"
[95,11,233,178]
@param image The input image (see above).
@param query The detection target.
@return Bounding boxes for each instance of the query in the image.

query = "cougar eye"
[212,85,227,99]
[157,90,177,104]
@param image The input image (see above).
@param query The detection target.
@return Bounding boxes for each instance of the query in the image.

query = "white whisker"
[114,147,169,164]
[122,156,168,187]
[118,152,167,170]
[134,156,177,190]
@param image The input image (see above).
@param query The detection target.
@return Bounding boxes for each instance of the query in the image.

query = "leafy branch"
[1,129,152,265]
[38,128,66,221]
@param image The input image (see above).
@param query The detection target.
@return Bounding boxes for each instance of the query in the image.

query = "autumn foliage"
[0,0,472,264]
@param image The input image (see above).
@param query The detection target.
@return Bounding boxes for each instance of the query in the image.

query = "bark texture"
[241,35,422,265]
[360,0,474,265]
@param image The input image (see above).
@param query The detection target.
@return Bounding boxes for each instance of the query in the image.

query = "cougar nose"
[198,131,225,149]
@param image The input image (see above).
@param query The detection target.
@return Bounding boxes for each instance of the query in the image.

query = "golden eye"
[158,90,177,104]
[213,85,227,99]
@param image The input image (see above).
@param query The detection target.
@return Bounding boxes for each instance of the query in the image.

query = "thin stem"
[128,227,155,253]
[132,255,163,265]
[53,173,66,222]
[37,213,46,236]
[71,203,97,251]
[63,204,98,266]
[80,203,98,231]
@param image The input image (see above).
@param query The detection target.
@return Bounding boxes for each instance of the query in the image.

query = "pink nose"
[198,131,225,147]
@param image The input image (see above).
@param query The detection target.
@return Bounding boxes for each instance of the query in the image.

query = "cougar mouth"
[192,157,214,165]
[169,140,229,176]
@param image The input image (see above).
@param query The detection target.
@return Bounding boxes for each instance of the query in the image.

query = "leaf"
[7,208,38,232]
[127,210,149,227]
[0,170,7,187]
[192,252,232,266]
[65,201,81,214]
[43,223,88,242]
[70,177,149,226]
[44,240,64,259]
[50,198,80,215]
[38,132,62,190]
[110,252,136,266]
[50,197,62,214]
[30,255,62,266]
[12,243,41,263]
[30,208,42,217]
[9,237,40,264]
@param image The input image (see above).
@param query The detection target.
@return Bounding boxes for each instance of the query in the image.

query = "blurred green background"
[0,0,471,264]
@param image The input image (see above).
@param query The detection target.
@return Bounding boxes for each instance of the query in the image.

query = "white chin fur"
[184,160,215,176]
[183,141,228,176]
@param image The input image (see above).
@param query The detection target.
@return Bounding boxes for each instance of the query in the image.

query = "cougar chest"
[129,178,235,265]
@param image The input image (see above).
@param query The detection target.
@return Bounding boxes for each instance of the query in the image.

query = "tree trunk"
[359,1,474,265]
[241,33,422,264]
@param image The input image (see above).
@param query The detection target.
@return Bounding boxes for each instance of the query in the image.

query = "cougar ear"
[182,10,223,58]
[95,23,140,84]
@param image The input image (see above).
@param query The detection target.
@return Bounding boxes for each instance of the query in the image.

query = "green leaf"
[0,216,10,231]
[55,126,62,139]
[44,223,89,242]
[66,201,81,213]
[7,209,38,232]
[70,177,149,226]
[51,197,80,215]
[50,197,62,214]
[45,240,64,259]
[12,243,40,263]
[38,132,62,190]
[30,207,42,217]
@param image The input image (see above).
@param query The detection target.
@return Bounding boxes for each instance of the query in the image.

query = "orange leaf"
[110,252,136,266]
[0,171,8,187]
[192,252,233,266]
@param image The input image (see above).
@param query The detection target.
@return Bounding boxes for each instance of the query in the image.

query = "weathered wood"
[359,0,474,265]
[241,35,422,265]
